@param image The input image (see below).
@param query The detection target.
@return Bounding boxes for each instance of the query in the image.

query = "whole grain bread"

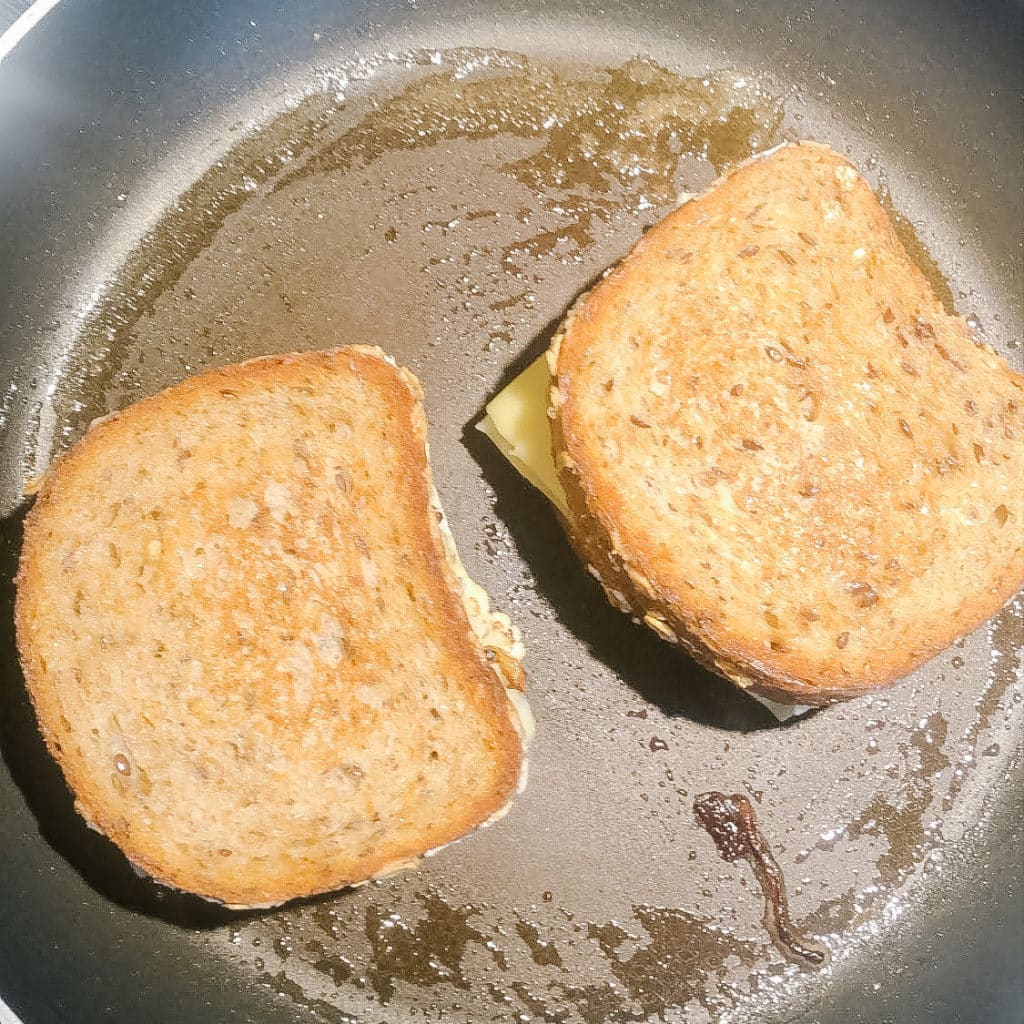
[549,142,1024,704]
[16,347,530,906]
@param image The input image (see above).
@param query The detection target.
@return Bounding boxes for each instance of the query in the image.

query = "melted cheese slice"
[477,356,569,515]
[477,355,810,724]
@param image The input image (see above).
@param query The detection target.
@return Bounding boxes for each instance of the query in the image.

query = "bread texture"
[16,347,529,906]
[549,141,1024,704]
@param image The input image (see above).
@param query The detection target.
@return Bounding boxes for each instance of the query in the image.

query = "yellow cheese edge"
[477,355,811,724]
[476,355,569,516]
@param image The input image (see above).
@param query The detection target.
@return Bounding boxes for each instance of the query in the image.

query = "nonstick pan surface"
[0,2,1021,1022]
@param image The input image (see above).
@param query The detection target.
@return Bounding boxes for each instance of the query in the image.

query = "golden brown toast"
[16,347,530,906]
[549,142,1024,704]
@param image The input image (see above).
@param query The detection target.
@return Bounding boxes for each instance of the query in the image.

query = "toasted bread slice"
[550,142,1024,704]
[15,347,530,907]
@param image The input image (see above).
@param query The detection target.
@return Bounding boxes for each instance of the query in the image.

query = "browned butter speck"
[694,791,830,967]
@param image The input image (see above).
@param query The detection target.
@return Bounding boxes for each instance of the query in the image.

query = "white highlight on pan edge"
[0,0,63,62]
[1,0,64,1005]
[1,1,59,1017]
[0,995,23,1024]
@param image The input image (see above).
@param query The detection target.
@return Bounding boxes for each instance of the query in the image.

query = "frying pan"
[0,1,1021,1022]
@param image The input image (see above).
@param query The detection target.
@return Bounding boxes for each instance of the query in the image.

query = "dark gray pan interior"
[0,2,1021,1022]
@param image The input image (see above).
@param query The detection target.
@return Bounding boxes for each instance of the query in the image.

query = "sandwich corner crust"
[549,141,1024,705]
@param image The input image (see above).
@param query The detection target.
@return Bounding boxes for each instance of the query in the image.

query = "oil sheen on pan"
[33,48,1024,1024]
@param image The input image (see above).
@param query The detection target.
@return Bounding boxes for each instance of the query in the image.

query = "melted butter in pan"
[51,51,784,443]
[39,46,1022,1024]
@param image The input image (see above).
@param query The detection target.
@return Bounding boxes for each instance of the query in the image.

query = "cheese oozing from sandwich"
[478,356,569,516]
[478,356,811,723]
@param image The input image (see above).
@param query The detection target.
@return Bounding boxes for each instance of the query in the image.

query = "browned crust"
[551,142,1024,705]
[15,346,524,905]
